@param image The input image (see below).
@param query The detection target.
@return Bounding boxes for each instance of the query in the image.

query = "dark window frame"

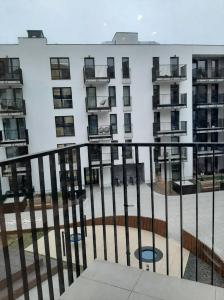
[55,115,75,137]
[109,86,116,107]
[107,57,115,78]
[53,87,73,109]
[124,113,132,133]
[110,114,118,134]
[50,57,71,80]
[122,57,130,79]
[123,86,131,106]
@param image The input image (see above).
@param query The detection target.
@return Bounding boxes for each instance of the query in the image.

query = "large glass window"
[170,57,179,77]
[0,58,20,79]
[55,116,74,137]
[122,57,130,79]
[110,114,117,134]
[109,86,116,107]
[3,118,26,140]
[53,87,72,108]
[123,86,131,106]
[124,113,132,133]
[107,57,115,78]
[50,58,70,80]
[57,143,76,163]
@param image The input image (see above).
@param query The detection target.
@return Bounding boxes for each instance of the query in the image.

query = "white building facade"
[0,31,224,193]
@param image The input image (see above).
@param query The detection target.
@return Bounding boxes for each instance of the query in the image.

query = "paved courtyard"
[3,184,224,259]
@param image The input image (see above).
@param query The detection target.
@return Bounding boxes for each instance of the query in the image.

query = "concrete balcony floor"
[59,260,224,300]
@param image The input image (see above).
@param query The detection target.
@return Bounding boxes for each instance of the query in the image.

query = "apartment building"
[0,30,224,193]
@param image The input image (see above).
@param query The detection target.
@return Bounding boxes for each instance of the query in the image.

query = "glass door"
[171,111,179,130]
[170,57,179,77]
[88,115,98,135]
[86,87,96,108]
[171,84,179,105]
[84,57,95,79]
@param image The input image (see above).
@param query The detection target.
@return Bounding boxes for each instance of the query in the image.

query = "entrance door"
[84,57,95,79]
[171,84,179,105]
[86,87,96,108]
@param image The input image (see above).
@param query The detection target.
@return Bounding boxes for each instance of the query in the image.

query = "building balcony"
[153,121,187,137]
[0,99,26,116]
[83,65,110,85]
[193,67,224,83]
[0,69,23,87]
[86,96,111,113]
[152,64,187,83]
[193,94,224,108]
[154,146,187,163]
[196,146,224,158]
[0,128,29,146]
[153,93,187,110]
[87,125,112,141]
[194,119,224,133]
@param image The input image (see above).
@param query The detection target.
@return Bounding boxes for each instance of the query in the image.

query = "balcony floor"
[59,260,223,300]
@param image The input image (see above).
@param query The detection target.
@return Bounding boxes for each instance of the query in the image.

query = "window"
[59,170,78,187]
[6,146,28,158]
[107,57,115,78]
[122,57,130,79]
[109,86,116,107]
[84,57,95,79]
[3,118,26,140]
[124,113,132,133]
[53,87,72,108]
[88,115,98,135]
[50,58,70,80]
[110,114,117,134]
[170,57,179,77]
[57,143,76,164]
[123,86,131,106]
[125,139,132,159]
[55,116,74,137]
[112,140,119,160]
[0,58,20,79]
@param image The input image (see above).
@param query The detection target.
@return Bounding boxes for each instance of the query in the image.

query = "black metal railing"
[154,146,187,163]
[0,142,223,300]
[153,93,187,109]
[0,68,23,84]
[193,67,224,80]
[195,119,224,131]
[83,65,110,83]
[152,64,187,82]
[153,121,187,136]
[0,99,26,113]
[85,96,111,111]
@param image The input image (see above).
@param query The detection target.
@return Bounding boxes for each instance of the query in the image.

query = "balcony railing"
[87,125,112,140]
[152,64,187,82]
[195,119,224,132]
[154,146,187,163]
[0,128,29,145]
[196,146,224,158]
[193,67,224,81]
[85,96,111,112]
[0,68,23,84]
[0,142,223,300]
[0,98,26,114]
[193,94,224,107]
[153,121,187,136]
[83,65,110,84]
[153,93,187,109]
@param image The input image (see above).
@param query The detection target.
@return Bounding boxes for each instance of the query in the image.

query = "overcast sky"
[0,0,224,44]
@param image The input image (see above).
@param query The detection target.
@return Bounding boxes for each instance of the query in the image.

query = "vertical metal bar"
[25,160,43,300]
[68,148,80,277]
[49,154,65,295]
[99,145,107,260]
[76,146,87,270]
[135,146,142,269]
[38,156,54,300]
[211,146,215,285]
[87,145,97,259]
[164,146,169,276]
[59,150,74,285]
[62,231,66,257]
[149,146,156,272]
[195,146,199,282]
[179,146,183,278]
[11,163,30,300]
[122,145,130,266]
[110,144,118,263]
[0,191,14,300]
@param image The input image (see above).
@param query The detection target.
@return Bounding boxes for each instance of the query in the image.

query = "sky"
[0,0,224,44]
